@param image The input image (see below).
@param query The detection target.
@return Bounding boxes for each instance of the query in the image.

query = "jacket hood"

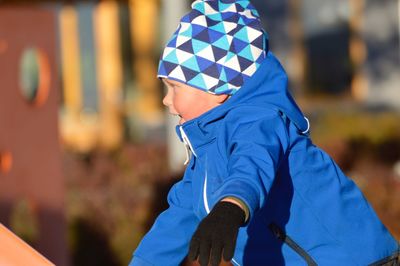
[177,51,309,143]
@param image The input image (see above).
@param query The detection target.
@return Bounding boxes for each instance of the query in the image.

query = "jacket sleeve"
[129,172,199,266]
[214,111,289,221]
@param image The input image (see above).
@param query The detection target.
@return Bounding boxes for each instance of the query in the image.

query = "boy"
[130,0,399,265]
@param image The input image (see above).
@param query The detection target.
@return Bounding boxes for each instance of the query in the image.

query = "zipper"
[269,223,317,266]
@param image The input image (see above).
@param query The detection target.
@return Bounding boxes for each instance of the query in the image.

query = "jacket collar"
[175,51,310,158]
[176,118,217,159]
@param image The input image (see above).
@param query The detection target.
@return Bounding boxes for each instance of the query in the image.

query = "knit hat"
[157,0,269,95]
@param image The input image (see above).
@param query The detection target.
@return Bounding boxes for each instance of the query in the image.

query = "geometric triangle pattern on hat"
[158,0,269,95]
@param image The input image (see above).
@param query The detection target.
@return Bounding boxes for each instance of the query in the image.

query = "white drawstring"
[182,143,191,166]
[302,117,310,134]
[179,126,197,165]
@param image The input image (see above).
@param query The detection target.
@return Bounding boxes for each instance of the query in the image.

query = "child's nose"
[162,93,171,107]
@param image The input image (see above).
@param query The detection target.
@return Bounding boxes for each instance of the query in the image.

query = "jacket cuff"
[214,178,260,221]
[222,196,250,222]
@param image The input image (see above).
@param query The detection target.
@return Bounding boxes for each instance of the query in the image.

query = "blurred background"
[0,0,399,265]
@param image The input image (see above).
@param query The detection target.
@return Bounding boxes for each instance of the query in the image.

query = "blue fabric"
[157,0,268,95]
[130,52,399,265]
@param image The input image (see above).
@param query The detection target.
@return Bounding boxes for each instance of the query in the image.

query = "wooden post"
[129,0,163,131]
[59,6,82,118]
[93,0,124,150]
[59,5,99,153]
[398,0,400,60]
[349,0,368,101]
[288,0,307,97]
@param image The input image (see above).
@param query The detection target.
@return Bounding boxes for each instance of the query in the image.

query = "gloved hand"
[188,201,245,266]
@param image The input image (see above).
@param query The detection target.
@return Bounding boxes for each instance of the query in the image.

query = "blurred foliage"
[69,217,119,266]
[9,199,39,246]
[64,144,170,265]
[311,110,400,145]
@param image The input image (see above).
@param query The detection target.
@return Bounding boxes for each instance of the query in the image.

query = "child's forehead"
[163,78,183,86]
[163,78,211,96]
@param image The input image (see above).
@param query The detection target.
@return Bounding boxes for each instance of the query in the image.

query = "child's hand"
[188,201,245,266]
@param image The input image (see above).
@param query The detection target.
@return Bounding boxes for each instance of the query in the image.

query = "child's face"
[162,79,228,124]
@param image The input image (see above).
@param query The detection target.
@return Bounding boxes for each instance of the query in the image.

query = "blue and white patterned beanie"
[157,0,269,95]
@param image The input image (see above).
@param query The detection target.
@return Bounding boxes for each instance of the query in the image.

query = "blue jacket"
[130,52,399,265]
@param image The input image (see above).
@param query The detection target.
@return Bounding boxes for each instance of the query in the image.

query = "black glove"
[188,201,245,266]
